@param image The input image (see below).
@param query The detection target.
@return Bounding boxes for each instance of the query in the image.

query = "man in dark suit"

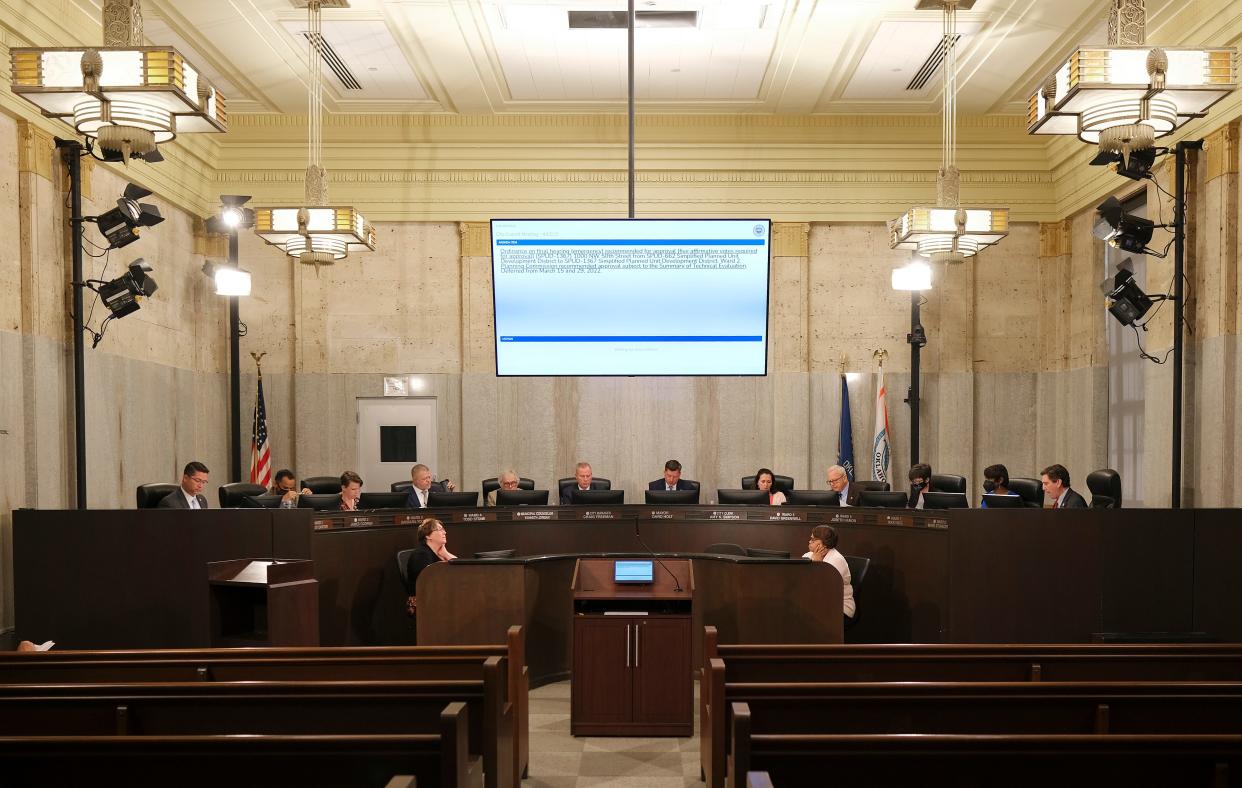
[826,464,863,507]
[406,463,454,509]
[158,461,210,509]
[1040,463,1088,508]
[648,459,695,492]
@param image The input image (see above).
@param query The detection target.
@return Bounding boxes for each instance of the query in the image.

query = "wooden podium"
[570,557,694,736]
[208,559,319,647]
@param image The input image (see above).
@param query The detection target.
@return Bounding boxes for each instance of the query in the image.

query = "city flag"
[837,374,855,481]
[872,368,892,484]
[249,373,272,488]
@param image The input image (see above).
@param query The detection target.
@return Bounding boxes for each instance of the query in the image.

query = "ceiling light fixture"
[9,0,227,162]
[1027,0,1236,161]
[255,0,375,268]
[888,0,1008,265]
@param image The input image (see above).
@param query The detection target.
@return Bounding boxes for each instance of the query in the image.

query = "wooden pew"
[0,703,478,788]
[0,671,512,788]
[700,627,1242,787]
[0,626,528,781]
[729,705,1242,788]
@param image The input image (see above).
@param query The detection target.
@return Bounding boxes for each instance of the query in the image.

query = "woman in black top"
[405,518,457,596]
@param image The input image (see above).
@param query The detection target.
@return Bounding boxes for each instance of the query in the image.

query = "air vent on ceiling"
[568,10,699,29]
[905,34,960,91]
[302,32,363,90]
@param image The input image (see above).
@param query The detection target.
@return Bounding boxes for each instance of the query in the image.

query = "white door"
[357,397,438,492]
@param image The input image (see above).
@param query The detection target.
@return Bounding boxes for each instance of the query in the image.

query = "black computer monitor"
[358,491,409,510]
[242,494,285,509]
[982,493,1026,508]
[645,489,699,505]
[572,488,625,505]
[428,491,480,508]
[717,489,769,505]
[857,490,909,508]
[745,547,791,559]
[784,489,841,507]
[921,491,969,509]
[473,548,517,559]
[496,488,550,506]
[299,493,343,511]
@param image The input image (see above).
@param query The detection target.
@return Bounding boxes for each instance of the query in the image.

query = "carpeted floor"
[523,680,702,787]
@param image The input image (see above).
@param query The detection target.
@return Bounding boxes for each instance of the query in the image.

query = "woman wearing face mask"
[907,463,933,509]
[979,463,1019,507]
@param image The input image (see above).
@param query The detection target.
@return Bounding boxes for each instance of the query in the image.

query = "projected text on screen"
[491,219,771,376]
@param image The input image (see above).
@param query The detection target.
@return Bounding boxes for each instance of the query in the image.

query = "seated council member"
[826,464,859,507]
[271,468,311,508]
[404,519,458,613]
[561,462,595,504]
[1040,463,1088,508]
[648,459,695,492]
[487,470,520,506]
[158,461,211,509]
[802,525,855,621]
[406,463,456,509]
[907,463,934,509]
[979,463,1019,507]
[338,471,363,511]
[755,468,786,505]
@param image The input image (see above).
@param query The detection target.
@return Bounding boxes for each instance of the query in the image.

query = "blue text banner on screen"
[490,219,771,376]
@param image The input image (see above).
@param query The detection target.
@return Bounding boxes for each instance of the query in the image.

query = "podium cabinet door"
[632,616,692,725]
[572,616,633,724]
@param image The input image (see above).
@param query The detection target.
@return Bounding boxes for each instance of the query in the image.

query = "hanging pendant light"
[1027,0,1236,160]
[889,0,1008,266]
[254,0,375,267]
[9,0,227,161]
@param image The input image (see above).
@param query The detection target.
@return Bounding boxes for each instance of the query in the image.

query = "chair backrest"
[648,479,701,491]
[396,548,416,588]
[745,547,791,559]
[557,477,612,496]
[1087,468,1123,508]
[851,480,891,493]
[300,476,341,494]
[741,474,795,492]
[930,474,967,495]
[1008,477,1044,508]
[391,480,414,494]
[704,543,748,556]
[844,555,871,590]
[480,477,537,499]
[136,483,179,509]
[218,483,267,508]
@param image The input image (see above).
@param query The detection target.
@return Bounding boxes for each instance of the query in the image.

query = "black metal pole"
[908,291,923,465]
[627,0,635,219]
[228,229,242,483]
[1171,139,1201,509]
[58,139,87,510]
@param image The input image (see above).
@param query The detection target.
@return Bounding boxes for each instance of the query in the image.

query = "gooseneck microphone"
[634,520,683,592]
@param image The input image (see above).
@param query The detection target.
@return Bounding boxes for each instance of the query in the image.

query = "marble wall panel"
[974,224,1041,373]
[973,372,1039,480]
[1035,365,1108,490]
[0,114,18,332]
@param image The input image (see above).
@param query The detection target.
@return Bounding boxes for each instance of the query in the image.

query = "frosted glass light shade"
[254,206,377,261]
[889,206,1009,258]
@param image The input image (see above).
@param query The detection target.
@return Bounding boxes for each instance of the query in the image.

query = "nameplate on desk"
[697,509,744,521]
[829,512,862,525]
[459,510,500,523]
[512,509,559,521]
[749,510,805,523]
[343,515,375,528]
[394,512,428,525]
[581,509,618,520]
[313,518,334,530]
[923,516,950,530]
[882,513,915,527]
[647,509,678,520]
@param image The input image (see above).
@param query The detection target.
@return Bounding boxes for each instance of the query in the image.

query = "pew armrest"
[441,701,471,788]
[729,702,752,788]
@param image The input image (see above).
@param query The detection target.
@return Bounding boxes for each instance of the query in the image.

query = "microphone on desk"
[634,520,683,592]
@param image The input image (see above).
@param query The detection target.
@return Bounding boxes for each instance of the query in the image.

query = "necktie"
[190,495,199,510]
[1053,498,1060,509]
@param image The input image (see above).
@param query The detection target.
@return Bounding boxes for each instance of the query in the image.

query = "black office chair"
[557,477,611,501]
[843,555,871,631]
[851,480,891,493]
[391,480,414,494]
[745,547,791,559]
[703,542,747,556]
[136,483,178,509]
[647,479,701,491]
[396,548,415,594]
[300,476,340,494]
[1087,468,1123,508]
[930,474,966,495]
[741,474,795,493]
[1008,477,1044,508]
[480,477,536,502]
[218,483,267,508]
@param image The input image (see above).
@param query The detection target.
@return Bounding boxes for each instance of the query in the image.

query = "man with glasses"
[486,470,521,506]
[158,461,211,509]
[826,464,860,507]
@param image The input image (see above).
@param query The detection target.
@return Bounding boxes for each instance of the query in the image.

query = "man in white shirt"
[158,462,210,509]
[1040,463,1088,508]
[406,463,455,509]
[561,462,595,504]
[826,464,857,507]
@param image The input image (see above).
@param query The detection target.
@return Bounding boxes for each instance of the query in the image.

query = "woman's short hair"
[755,467,775,484]
[810,524,839,550]
[983,463,1010,487]
[416,518,444,543]
[908,463,932,482]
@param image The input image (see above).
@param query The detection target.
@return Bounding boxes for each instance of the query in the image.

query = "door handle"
[625,623,631,668]
[635,622,640,668]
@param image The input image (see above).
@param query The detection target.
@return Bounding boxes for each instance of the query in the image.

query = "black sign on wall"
[380,426,418,462]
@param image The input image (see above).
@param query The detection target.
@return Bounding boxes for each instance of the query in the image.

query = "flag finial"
[872,348,888,368]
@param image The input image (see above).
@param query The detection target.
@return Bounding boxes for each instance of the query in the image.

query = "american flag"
[249,373,272,488]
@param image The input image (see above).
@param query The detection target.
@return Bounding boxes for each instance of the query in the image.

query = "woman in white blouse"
[802,525,855,620]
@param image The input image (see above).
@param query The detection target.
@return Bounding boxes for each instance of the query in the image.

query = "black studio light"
[1094,196,1155,255]
[1099,257,1155,326]
[205,194,255,233]
[96,259,158,320]
[1089,146,1158,181]
[93,184,165,249]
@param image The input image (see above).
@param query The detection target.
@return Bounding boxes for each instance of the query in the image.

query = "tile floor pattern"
[523,680,703,787]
